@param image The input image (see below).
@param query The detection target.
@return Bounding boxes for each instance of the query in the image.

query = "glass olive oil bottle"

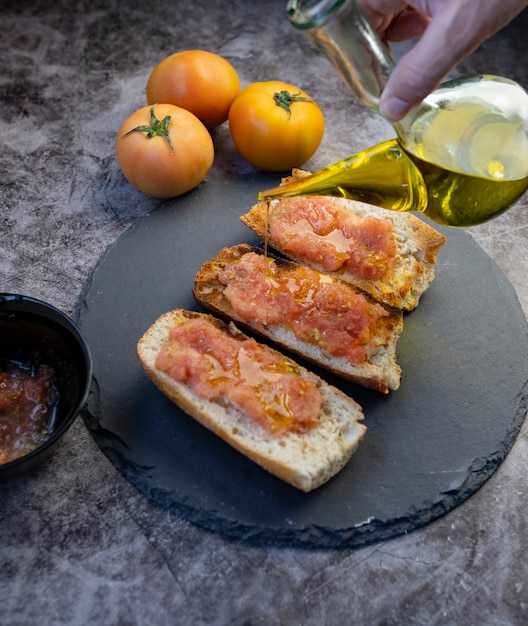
[261,0,528,227]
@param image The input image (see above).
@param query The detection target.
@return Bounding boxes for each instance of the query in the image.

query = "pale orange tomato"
[228,81,325,171]
[115,104,214,198]
[146,50,240,129]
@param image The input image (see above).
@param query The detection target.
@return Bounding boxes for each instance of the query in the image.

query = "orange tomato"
[146,50,240,129]
[228,81,325,172]
[115,104,214,198]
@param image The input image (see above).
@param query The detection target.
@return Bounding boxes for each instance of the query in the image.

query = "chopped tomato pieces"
[155,317,321,435]
[0,363,58,465]
[218,252,387,364]
[269,197,396,280]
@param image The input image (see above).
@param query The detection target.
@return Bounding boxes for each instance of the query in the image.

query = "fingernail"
[380,96,411,121]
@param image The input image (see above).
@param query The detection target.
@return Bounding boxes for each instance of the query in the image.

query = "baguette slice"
[137,309,366,492]
[241,194,446,311]
[193,244,403,393]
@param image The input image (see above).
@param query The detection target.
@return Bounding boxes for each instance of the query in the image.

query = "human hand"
[358,0,528,120]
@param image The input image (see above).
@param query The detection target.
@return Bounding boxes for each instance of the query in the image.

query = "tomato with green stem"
[228,81,325,172]
[115,104,214,198]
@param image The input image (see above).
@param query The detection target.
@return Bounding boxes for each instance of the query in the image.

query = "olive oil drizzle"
[264,198,271,258]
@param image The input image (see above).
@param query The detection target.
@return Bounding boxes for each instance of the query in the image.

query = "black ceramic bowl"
[0,294,93,479]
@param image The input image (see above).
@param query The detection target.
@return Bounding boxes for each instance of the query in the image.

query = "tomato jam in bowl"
[0,294,92,479]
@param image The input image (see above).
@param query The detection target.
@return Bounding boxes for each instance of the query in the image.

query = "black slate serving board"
[76,173,528,548]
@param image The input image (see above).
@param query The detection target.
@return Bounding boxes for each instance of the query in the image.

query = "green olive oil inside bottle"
[267,0,528,227]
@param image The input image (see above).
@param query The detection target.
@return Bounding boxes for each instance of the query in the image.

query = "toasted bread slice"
[193,244,403,393]
[137,309,367,492]
[241,195,446,311]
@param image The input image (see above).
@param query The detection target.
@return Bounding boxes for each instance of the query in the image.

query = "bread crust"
[240,196,446,311]
[193,244,403,393]
[137,309,367,492]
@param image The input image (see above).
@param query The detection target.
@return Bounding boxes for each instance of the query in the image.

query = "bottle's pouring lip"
[286,0,348,30]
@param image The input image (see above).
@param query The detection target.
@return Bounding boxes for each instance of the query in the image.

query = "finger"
[385,10,430,42]
[356,0,409,31]
[379,5,480,119]
[379,0,528,120]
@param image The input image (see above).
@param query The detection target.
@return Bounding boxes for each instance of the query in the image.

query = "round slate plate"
[76,173,528,549]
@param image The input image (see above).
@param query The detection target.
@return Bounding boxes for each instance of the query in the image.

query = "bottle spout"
[258,139,429,213]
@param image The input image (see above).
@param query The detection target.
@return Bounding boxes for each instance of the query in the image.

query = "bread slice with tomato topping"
[193,244,403,393]
[137,309,366,492]
[240,194,446,311]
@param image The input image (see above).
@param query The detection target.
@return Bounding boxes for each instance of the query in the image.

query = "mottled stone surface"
[1,1,528,624]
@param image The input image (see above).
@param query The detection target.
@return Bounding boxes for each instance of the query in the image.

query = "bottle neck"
[287,0,394,113]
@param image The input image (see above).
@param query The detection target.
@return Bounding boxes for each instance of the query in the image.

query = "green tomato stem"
[122,105,174,153]
[274,90,313,118]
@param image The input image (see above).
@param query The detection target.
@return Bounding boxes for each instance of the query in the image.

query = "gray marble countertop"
[1,1,528,624]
